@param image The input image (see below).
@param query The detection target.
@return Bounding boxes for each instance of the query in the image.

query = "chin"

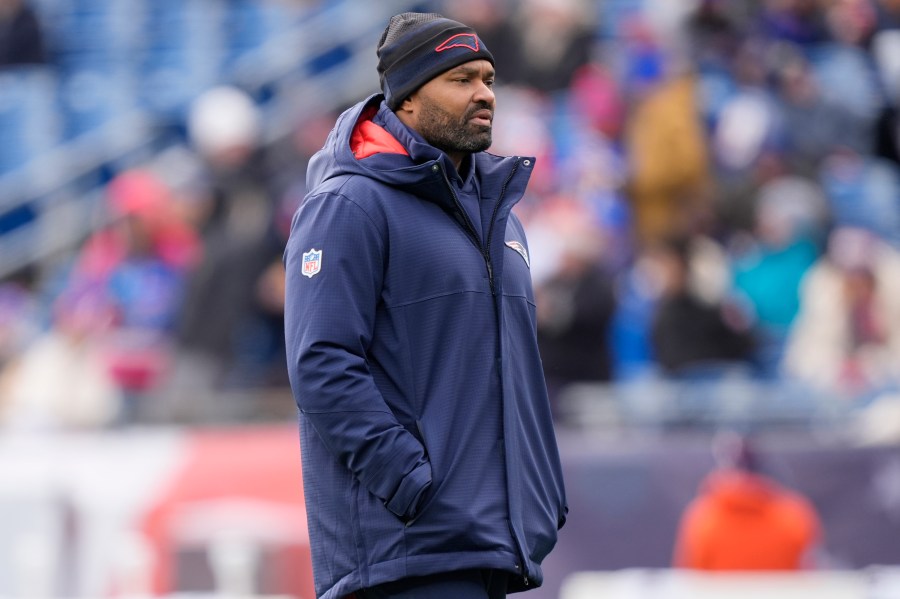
[472,130,492,148]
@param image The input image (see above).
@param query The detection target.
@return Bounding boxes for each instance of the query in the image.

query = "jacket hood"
[306,95,418,190]
[306,94,533,210]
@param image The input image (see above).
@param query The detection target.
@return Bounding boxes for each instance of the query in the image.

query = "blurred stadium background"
[1,0,900,597]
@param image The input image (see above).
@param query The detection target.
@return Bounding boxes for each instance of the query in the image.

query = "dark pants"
[350,569,508,599]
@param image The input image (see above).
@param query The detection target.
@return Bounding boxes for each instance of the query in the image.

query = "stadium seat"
[0,67,60,174]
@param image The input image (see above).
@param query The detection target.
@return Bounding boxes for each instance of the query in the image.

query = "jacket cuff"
[384,461,432,521]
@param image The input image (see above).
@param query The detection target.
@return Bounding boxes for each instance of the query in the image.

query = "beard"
[415,96,493,155]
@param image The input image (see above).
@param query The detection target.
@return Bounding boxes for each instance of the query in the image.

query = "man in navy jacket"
[284,12,567,599]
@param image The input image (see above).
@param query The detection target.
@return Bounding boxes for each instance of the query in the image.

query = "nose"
[474,80,495,106]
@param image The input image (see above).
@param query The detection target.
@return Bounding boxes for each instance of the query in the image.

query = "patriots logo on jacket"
[435,33,480,53]
[505,240,530,268]
[302,248,323,278]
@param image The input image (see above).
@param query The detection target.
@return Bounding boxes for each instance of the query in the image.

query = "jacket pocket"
[384,460,432,522]
[403,420,440,526]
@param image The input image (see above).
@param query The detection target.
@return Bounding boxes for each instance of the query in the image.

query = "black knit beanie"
[377,12,495,111]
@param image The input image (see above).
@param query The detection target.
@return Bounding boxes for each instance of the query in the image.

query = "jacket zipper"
[438,159,531,587]
[437,161,519,295]
[436,164,495,293]
[486,159,531,588]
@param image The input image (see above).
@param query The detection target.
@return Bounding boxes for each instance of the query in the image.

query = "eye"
[485,79,495,88]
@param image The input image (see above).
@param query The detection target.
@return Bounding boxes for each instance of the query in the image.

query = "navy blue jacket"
[284,95,567,599]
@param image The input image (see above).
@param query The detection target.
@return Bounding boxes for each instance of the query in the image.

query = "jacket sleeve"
[284,191,431,521]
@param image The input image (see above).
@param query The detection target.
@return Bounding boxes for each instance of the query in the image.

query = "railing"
[555,376,853,433]
[0,0,431,280]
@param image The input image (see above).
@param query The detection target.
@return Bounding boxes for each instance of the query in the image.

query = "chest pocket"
[384,202,491,307]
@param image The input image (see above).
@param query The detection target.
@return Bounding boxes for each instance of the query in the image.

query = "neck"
[447,151,465,173]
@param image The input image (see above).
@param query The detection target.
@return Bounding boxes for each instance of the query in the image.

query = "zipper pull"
[485,257,495,294]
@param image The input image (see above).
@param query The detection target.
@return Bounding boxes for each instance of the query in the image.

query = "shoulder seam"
[305,180,386,253]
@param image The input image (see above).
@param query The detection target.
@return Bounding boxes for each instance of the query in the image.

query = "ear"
[394,94,418,127]
[398,94,416,114]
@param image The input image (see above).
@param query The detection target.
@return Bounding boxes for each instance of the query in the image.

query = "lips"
[469,108,493,127]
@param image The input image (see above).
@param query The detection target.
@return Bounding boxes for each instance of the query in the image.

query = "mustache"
[464,102,494,121]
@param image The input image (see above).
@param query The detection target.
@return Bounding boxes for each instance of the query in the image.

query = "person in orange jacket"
[673,432,822,571]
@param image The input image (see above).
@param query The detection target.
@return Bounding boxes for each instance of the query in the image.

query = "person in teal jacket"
[284,12,567,599]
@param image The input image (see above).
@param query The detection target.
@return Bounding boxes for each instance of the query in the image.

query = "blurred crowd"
[2,0,900,430]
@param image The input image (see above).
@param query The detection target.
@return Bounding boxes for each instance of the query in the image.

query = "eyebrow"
[448,65,496,78]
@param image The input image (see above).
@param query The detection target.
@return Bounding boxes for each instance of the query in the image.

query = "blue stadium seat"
[57,68,133,139]
[0,68,60,174]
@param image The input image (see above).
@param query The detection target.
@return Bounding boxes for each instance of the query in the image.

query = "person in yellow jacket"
[626,75,712,246]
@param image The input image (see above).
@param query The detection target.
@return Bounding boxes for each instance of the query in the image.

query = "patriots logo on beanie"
[377,12,495,111]
[435,33,480,53]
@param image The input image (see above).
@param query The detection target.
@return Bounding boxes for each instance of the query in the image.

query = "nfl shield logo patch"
[302,248,323,278]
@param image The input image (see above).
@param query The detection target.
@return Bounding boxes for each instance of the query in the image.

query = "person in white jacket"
[783,226,900,398]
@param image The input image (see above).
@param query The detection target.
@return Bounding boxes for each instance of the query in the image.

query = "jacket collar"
[320,94,534,214]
